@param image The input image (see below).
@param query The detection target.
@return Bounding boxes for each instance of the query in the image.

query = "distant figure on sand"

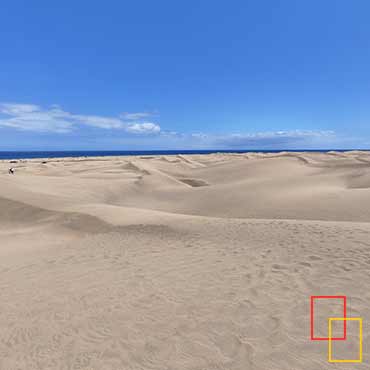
[8,168,14,175]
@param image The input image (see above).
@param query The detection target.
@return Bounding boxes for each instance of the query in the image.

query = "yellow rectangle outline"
[328,317,363,363]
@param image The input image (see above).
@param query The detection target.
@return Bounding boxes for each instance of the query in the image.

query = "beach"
[1,151,370,369]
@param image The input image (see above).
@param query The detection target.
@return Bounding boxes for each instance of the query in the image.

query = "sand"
[1,151,370,369]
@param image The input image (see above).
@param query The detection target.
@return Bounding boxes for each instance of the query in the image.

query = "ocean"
[0,149,363,160]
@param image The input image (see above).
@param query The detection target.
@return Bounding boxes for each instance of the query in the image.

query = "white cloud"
[212,130,335,148]
[0,103,40,115]
[120,112,155,120]
[0,103,339,149]
[0,103,161,135]
[72,114,124,129]
[157,130,336,149]
[126,122,161,134]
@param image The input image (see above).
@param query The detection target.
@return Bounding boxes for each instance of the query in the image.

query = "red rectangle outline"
[310,296,347,341]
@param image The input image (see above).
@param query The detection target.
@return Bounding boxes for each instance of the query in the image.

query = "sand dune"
[1,152,370,369]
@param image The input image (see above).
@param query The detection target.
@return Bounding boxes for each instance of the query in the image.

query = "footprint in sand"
[308,255,322,261]
[272,264,288,270]
[298,262,312,267]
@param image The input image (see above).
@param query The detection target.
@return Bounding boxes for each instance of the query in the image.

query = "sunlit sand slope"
[1,151,370,369]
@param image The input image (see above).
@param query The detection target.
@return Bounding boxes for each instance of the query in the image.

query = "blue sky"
[1,0,370,150]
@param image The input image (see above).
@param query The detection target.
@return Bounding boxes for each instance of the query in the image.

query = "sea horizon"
[0,149,368,160]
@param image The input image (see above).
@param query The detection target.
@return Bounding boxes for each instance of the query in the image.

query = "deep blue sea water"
[0,149,365,160]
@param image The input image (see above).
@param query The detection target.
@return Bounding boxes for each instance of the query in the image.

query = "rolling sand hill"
[1,151,370,369]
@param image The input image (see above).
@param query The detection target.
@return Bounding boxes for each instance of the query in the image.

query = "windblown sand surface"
[1,151,370,369]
